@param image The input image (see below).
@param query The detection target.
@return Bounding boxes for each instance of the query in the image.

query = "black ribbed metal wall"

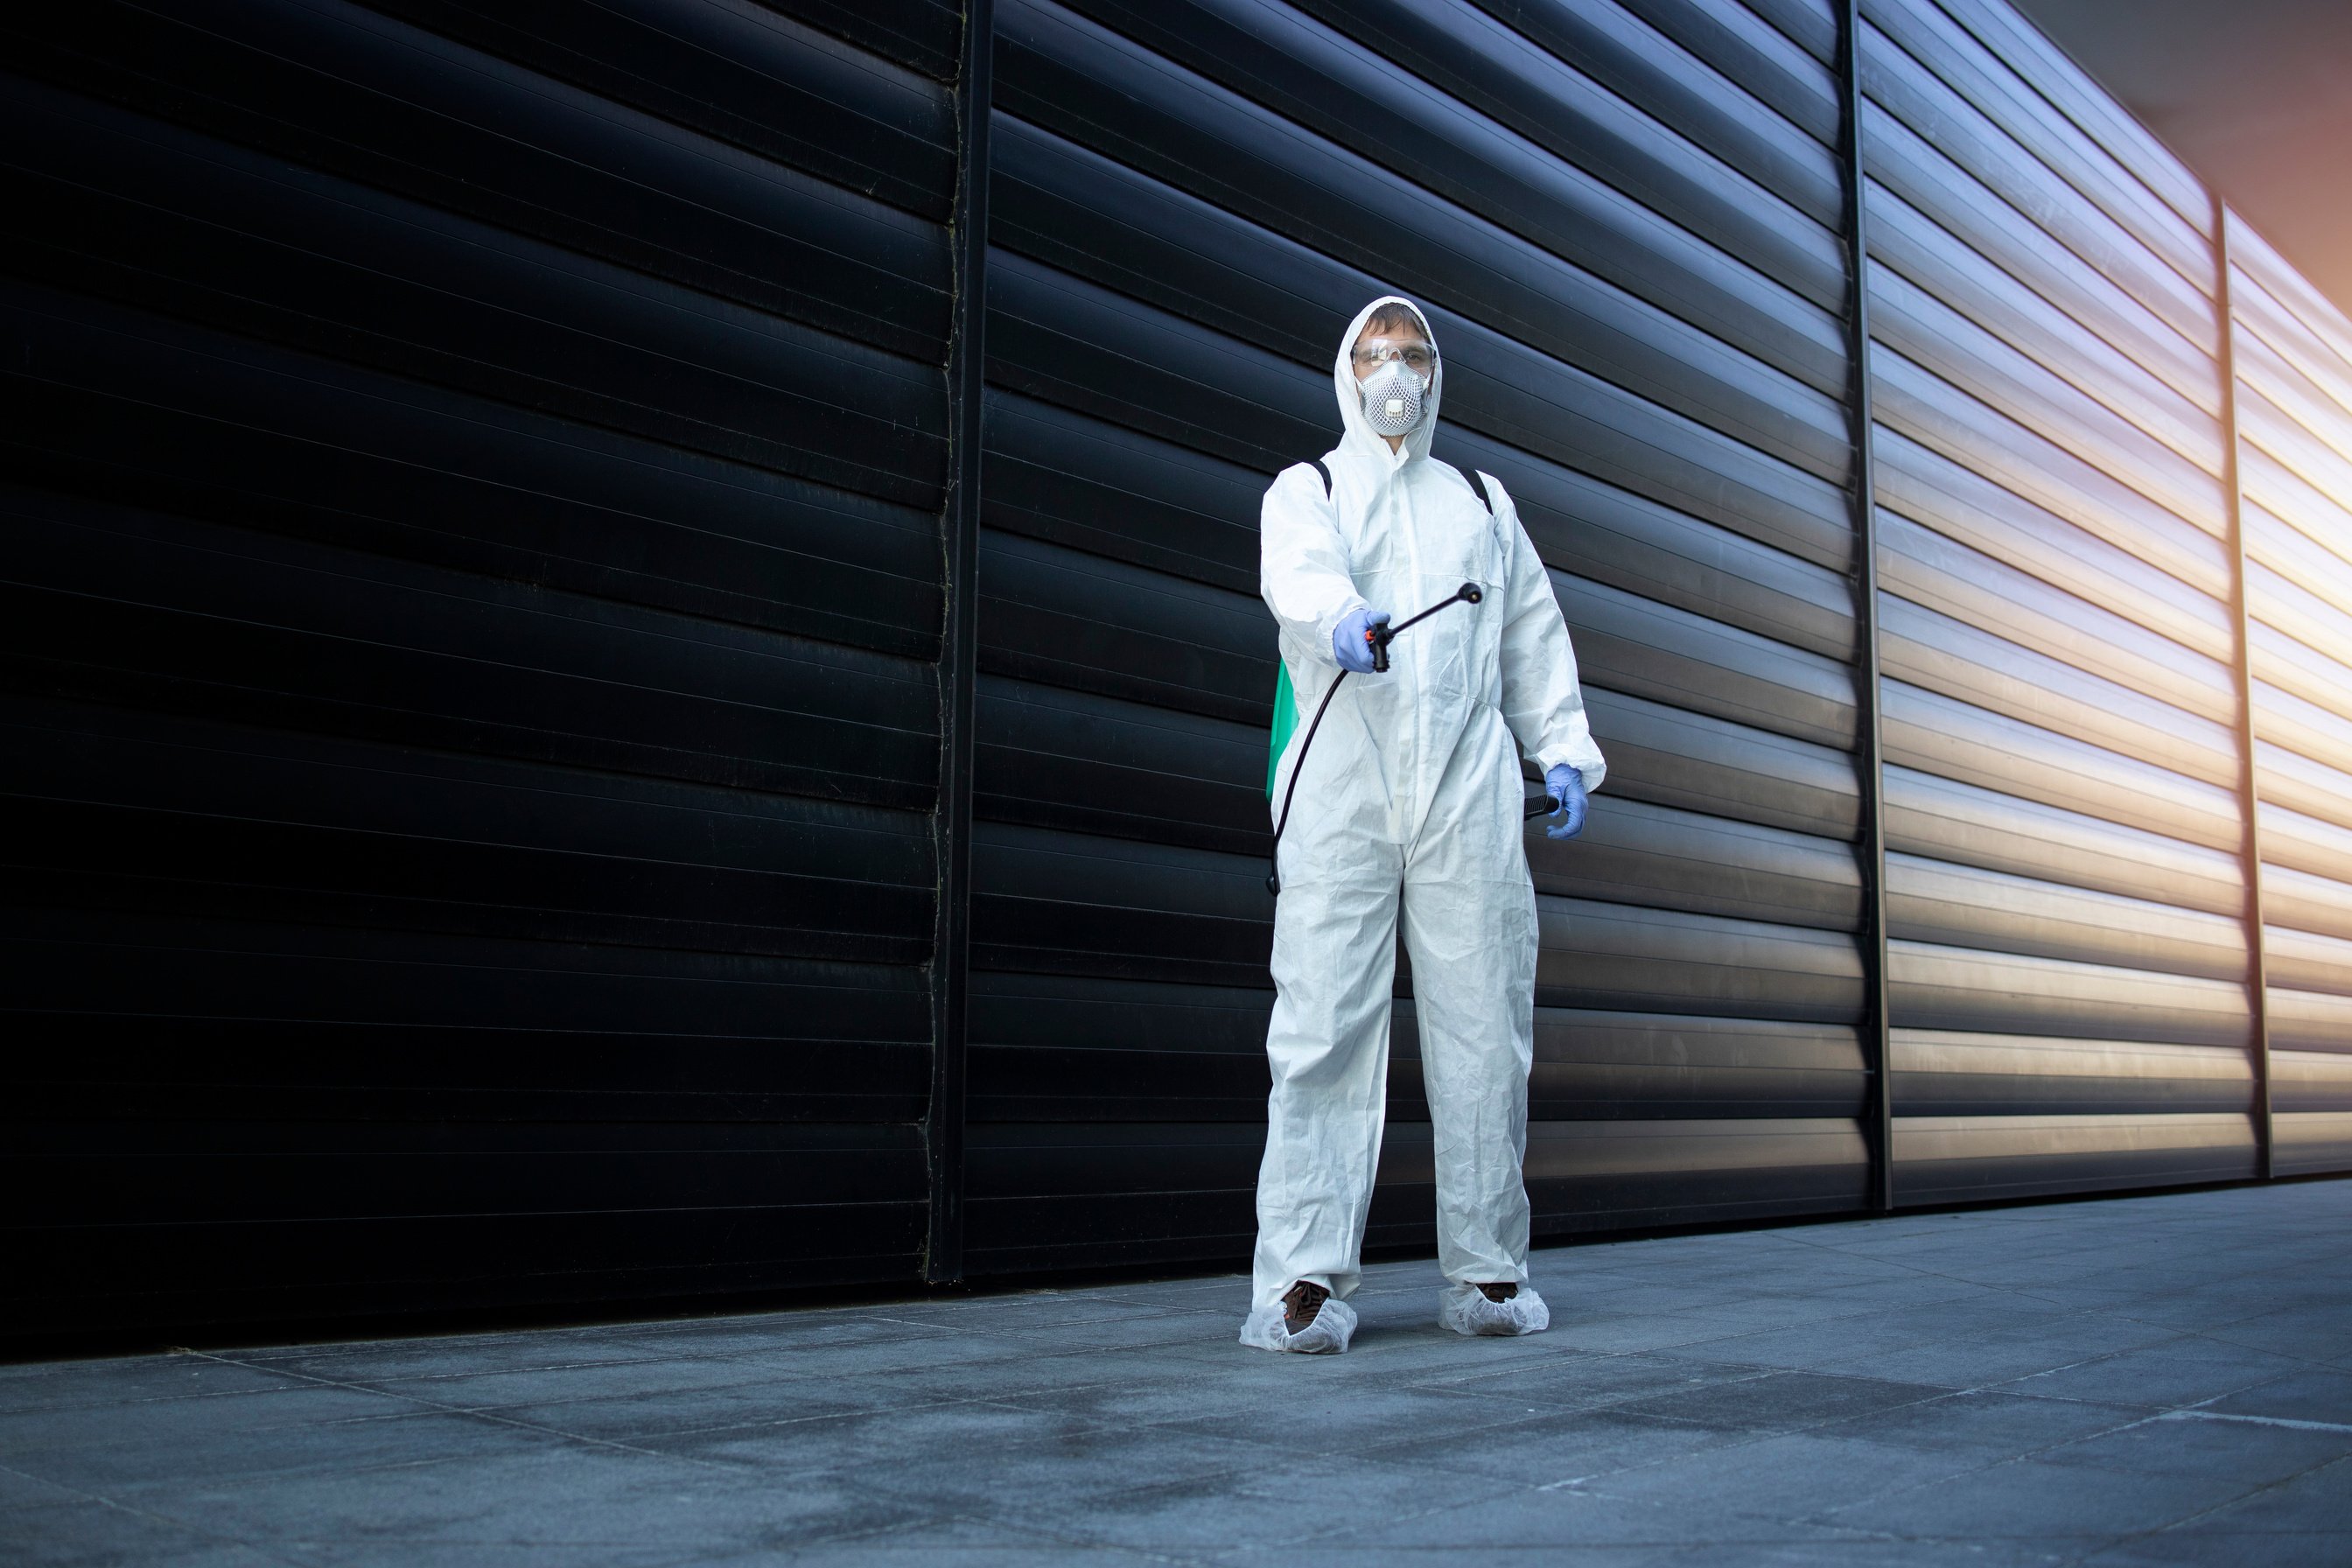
[3,0,975,1335]
[4,0,2345,1341]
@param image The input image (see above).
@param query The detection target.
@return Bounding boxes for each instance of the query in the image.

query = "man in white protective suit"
[1242,295,1606,1354]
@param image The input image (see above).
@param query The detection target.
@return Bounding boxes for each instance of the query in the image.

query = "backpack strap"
[1465,467,1494,515]
[1308,457,1492,515]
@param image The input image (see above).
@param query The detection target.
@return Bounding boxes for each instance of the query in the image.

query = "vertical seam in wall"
[1841,0,1894,1213]
[2213,200,2274,1183]
[927,0,994,1284]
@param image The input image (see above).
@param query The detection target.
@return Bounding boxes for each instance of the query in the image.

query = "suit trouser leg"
[1401,755,1537,1288]
[1251,844,1405,1312]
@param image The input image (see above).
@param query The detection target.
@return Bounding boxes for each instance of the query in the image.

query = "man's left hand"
[1544,764,1588,841]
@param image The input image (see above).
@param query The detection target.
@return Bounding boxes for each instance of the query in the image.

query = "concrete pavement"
[5,1180,2349,1564]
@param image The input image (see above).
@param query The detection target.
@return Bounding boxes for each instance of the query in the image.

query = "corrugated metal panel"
[965,0,1866,1274]
[2235,214,2352,1174]
[0,0,965,1335]
[1859,0,2263,1200]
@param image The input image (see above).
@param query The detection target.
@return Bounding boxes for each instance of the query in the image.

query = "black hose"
[1265,669,1349,896]
[1264,582,1484,896]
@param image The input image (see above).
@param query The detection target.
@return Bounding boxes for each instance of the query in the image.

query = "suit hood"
[1333,294,1440,465]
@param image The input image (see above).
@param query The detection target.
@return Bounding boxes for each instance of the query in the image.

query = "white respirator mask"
[1355,343,1434,438]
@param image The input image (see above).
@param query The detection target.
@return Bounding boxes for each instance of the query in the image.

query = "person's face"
[1352,322,1436,383]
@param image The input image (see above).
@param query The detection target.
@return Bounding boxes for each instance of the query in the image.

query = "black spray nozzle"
[1368,583,1480,672]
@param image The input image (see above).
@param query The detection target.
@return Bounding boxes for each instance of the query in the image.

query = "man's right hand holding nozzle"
[1333,607,1392,674]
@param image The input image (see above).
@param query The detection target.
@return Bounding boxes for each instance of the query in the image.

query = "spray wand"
[1266,583,1554,895]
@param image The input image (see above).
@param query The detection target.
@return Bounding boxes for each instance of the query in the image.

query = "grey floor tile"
[1309,1480,1885,1550]
[484,1375,942,1442]
[0,1497,283,1567]
[1993,1338,2314,1410]
[1608,1370,1950,1434]
[135,1447,939,1551]
[1820,1457,2262,1538]
[2032,1411,2352,1484]
[1582,1430,1992,1517]
[0,1359,307,1415]
[18,1410,581,1494]
[5,1382,414,1454]
[631,1395,1105,1477]
[811,1421,1262,1517]
[1801,1315,2186,1390]
[1412,1351,1769,1413]
[990,1452,1523,1553]
[2201,1368,2352,1424]
[2076,1530,2352,1568]
[0,1465,83,1510]
[2159,1454,2352,1535]
[1354,1405,1742,1488]
[1802,1390,2146,1457]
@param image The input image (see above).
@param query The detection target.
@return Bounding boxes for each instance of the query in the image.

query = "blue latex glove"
[1544,763,1589,840]
[1333,607,1392,674]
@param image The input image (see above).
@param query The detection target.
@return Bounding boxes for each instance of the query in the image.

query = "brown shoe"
[1282,1280,1329,1334]
[1476,1282,1518,1304]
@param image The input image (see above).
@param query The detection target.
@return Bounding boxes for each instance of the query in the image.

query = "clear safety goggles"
[1351,338,1438,376]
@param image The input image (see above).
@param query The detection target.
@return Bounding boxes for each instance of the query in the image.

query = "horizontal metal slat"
[3,81,948,511]
[1533,899,1863,1021]
[4,4,951,357]
[1612,0,1842,140]
[1879,512,2232,721]
[984,390,1263,596]
[1931,0,2209,230]
[1411,0,1843,217]
[2,490,941,808]
[1860,17,2216,348]
[0,290,947,661]
[1868,178,2220,424]
[1884,681,2240,850]
[1859,103,2217,407]
[2264,868,2352,956]
[1892,1031,2252,1117]
[975,675,1268,856]
[1893,1113,2257,1206]
[1586,688,1859,839]
[1859,0,2212,290]
[1558,576,1857,748]
[1531,797,1860,930]
[993,0,1847,382]
[1871,265,2226,527]
[1888,853,2247,981]
[1880,594,2236,780]
[2274,1051,2352,1114]
[2270,984,2352,1054]
[2264,924,2352,1001]
[1886,765,2243,914]
[1050,0,1846,309]
[2275,1114,2352,1177]
[1875,430,2233,635]
[0,698,934,964]
[360,0,956,218]
[1891,940,2252,1047]
[977,528,1270,727]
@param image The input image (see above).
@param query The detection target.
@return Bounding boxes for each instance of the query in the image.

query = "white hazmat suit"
[1242,297,1606,1353]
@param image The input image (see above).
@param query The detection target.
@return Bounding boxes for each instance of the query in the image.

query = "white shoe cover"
[1439,1283,1550,1337]
[1239,1296,1359,1354]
